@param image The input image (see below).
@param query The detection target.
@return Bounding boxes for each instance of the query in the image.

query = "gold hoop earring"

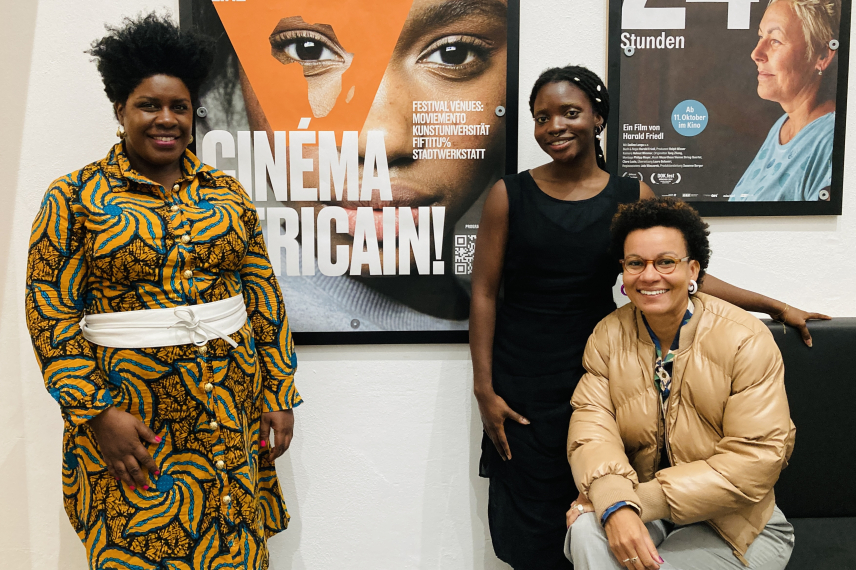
[188,135,194,144]
[116,126,125,139]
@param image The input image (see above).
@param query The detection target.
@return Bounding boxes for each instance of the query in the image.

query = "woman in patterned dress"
[25,14,301,569]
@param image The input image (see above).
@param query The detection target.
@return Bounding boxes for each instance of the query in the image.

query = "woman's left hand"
[698,275,831,348]
[604,507,663,570]
[772,305,831,347]
[566,492,595,527]
[260,410,294,461]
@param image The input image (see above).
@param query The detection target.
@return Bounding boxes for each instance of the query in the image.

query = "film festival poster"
[181,0,520,343]
[607,0,850,216]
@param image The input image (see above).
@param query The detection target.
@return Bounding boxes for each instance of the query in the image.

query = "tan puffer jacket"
[568,293,795,565]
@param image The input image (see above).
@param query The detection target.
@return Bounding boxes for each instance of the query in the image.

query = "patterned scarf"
[642,299,694,401]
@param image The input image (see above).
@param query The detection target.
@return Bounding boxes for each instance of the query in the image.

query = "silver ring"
[622,556,639,563]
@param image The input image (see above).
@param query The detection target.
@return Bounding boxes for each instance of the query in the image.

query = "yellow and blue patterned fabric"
[25,142,301,570]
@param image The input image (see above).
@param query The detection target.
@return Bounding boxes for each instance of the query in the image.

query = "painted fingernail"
[129,485,135,491]
[807,340,813,348]
[154,470,160,476]
[143,485,149,491]
[658,556,665,563]
[260,440,266,447]
[155,436,162,443]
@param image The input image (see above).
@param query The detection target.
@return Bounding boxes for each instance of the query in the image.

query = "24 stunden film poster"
[608,0,850,216]
[181,0,518,342]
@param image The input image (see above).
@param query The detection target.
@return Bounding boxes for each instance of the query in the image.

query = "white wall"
[1,1,853,569]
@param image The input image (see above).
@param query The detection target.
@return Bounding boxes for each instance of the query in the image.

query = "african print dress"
[25,143,301,570]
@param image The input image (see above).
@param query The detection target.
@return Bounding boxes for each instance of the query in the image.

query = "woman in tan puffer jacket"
[564,198,796,570]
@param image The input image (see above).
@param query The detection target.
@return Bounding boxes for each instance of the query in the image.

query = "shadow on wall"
[261,352,509,569]
[470,396,512,570]
[0,0,37,287]
[0,441,32,567]
[0,1,37,567]
[418,359,511,569]
[58,510,89,570]
[269,452,306,569]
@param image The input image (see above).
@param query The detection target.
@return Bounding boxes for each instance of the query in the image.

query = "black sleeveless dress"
[481,171,639,569]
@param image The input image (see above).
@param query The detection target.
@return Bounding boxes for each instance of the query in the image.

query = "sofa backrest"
[769,318,856,518]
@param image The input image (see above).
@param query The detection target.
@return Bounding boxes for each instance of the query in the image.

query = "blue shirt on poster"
[730,112,834,202]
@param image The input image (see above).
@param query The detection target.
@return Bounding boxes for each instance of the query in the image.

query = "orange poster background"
[214,0,413,133]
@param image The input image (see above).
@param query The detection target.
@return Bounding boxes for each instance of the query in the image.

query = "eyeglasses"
[620,255,690,275]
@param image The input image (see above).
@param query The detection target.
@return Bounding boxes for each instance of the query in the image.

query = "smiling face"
[751,1,822,106]
[532,81,601,164]
[238,0,507,269]
[115,74,193,181]
[622,226,700,321]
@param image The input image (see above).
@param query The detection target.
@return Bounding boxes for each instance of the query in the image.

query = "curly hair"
[610,198,711,284]
[529,65,609,171]
[87,13,216,105]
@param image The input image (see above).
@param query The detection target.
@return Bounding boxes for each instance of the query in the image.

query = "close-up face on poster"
[608,0,850,216]
[182,0,514,340]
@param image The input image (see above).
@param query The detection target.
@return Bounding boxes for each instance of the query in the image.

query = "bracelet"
[772,304,790,321]
[772,304,790,333]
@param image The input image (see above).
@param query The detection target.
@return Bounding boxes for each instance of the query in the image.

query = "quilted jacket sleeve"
[568,318,643,520]
[656,330,793,524]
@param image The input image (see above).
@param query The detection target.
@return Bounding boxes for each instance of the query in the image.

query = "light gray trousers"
[564,507,794,570]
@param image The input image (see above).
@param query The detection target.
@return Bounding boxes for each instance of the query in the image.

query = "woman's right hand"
[475,389,529,461]
[88,406,161,490]
[604,507,663,570]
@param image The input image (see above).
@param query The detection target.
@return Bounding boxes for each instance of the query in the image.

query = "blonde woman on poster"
[731,0,840,202]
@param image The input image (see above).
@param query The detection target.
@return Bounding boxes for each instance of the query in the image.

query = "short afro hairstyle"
[88,12,216,105]
[611,198,711,284]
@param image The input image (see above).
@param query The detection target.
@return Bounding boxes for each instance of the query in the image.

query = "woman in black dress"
[469,65,827,569]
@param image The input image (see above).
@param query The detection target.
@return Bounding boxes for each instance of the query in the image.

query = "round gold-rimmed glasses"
[620,255,690,275]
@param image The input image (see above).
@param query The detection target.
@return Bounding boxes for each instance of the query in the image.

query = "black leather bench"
[767,318,856,569]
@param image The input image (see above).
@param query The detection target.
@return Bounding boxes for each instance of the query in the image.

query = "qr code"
[454,234,476,275]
